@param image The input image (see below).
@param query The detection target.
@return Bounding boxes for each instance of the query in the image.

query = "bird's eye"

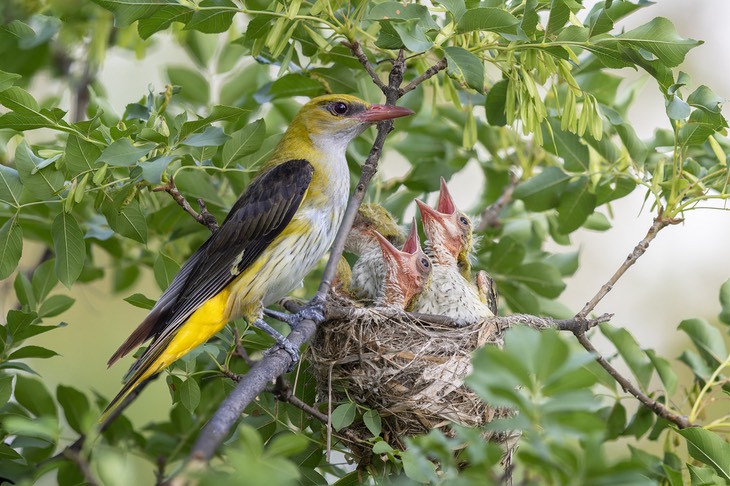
[420,257,430,268]
[331,102,349,116]
[459,215,469,226]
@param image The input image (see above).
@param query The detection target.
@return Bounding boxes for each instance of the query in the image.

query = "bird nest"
[308,294,512,452]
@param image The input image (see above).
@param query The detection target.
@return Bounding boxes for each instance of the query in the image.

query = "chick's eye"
[459,215,469,226]
[331,102,349,115]
[420,257,430,268]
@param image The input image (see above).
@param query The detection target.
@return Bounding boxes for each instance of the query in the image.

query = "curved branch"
[153,176,219,232]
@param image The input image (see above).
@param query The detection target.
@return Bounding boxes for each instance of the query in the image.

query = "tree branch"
[572,331,692,428]
[576,208,681,319]
[400,57,447,95]
[342,40,387,93]
[569,208,691,429]
[476,172,517,232]
[64,447,99,486]
[185,45,447,466]
[324,303,611,333]
[153,176,219,233]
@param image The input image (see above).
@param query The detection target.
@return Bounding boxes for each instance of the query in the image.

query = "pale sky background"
[14,1,730,480]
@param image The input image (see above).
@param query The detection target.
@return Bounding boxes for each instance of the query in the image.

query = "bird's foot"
[253,319,300,371]
[264,295,327,331]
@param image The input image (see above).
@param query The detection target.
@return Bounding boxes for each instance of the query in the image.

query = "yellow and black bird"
[102,95,413,421]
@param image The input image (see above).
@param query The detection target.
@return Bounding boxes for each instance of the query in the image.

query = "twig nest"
[308,294,512,451]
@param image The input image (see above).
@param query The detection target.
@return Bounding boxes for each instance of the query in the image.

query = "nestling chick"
[373,220,431,310]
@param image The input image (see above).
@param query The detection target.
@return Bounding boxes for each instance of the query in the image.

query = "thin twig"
[573,331,692,428]
[232,327,254,367]
[185,45,445,466]
[476,172,518,231]
[577,208,681,319]
[570,208,691,429]
[342,40,387,93]
[153,176,219,232]
[400,57,447,95]
[64,448,99,486]
[324,303,611,333]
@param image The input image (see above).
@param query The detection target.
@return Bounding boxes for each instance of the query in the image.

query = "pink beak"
[402,218,420,254]
[436,177,456,214]
[356,104,415,122]
[373,230,403,262]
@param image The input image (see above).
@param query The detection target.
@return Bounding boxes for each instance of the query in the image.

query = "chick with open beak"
[410,179,497,323]
[373,220,432,310]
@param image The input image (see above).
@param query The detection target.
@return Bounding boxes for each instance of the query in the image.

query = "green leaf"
[678,318,727,368]
[178,378,201,413]
[167,66,209,105]
[137,4,193,39]
[223,119,266,167]
[14,375,57,417]
[32,259,57,303]
[65,135,102,177]
[154,253,180,291]
[666,94,690,120]
[444,46,484,93]
[616,17,701,68]
[719,279,730,325]
[124,293,157,310]
[266,432,309,457]
[456,7,518,34]
[368,3,440,30]
[38,295,75,318]
[600,323,653,390]
[98,139,156,167]
[0,375,12,407]
[545,0,570,38]
[0,165,22,206]
[57,385,91,435]
[645,349,678,396]
[513,167,571,211]
[52,212,86,288]
[181,126,229,147]
[543,118,590,172]
[115,200,148,243]
[330,403,356,431]
[139,155,174,184]
[92,0,179,26]
[0,219,22,280]
[9,345,59,360]
[557,176,597,233]
[179,105,247,140]
[485,79,508,126]
[184,0,236,34]
[14,142,65,200]
[392,21,433,52]
[678,428,730,481]
[401,449,437,484]
[269,74,324,100]
[510,262,565,298]
[0,69,22,92]
[371,441,393,455]
[687,85,724,113]
[363,409,382,437]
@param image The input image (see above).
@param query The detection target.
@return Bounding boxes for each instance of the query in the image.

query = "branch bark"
[185,46,447,465]
[153,176,219,233]
[570,208,691,429]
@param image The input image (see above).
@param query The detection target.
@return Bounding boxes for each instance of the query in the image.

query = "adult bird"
[344,203,405,302]
[373,220,431,309]
[102,95,414,421]
[411,180,497,323]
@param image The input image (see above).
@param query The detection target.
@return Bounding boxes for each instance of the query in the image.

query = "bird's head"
[374,219,431,309]
[292,94,414,149]
[345,203,405,254]
[415,177,473,265]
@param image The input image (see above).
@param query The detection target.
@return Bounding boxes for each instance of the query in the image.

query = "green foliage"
[0,0,728,483]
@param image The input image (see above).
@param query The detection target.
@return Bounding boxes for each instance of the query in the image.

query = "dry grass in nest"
[308,295,512,452]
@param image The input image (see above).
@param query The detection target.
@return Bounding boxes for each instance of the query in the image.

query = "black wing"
[108,159,314,367]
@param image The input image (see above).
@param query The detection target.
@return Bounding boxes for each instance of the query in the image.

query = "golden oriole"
[102,94,413,421]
